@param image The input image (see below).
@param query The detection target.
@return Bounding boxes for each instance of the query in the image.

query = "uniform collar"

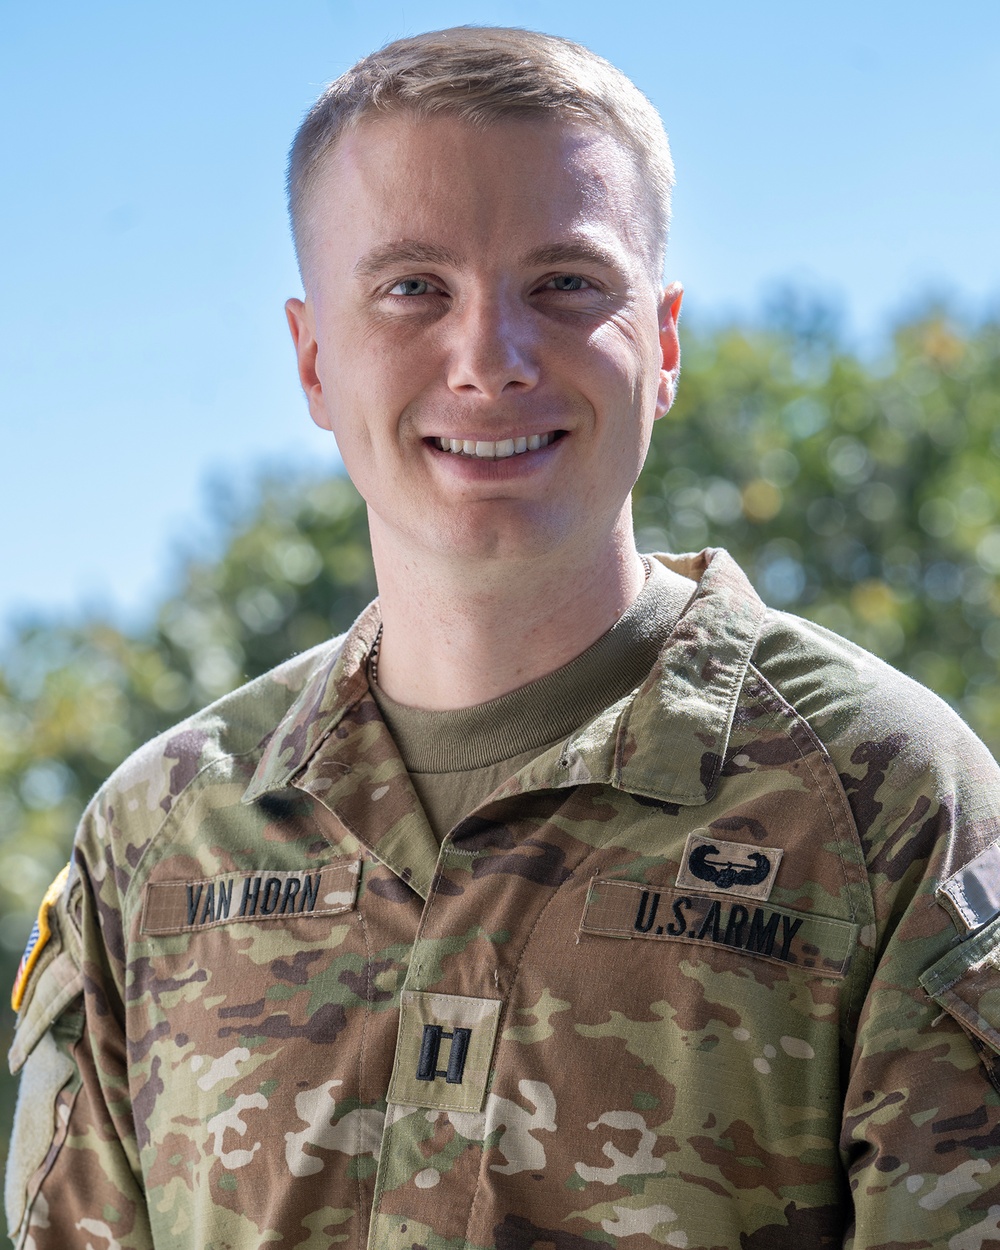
[243,548,767,810]
[242,599,380,806]
[581,548,766,805]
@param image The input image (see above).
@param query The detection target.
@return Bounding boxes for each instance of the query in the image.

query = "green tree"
[2,302,998,1175]
[636,298,1000,745]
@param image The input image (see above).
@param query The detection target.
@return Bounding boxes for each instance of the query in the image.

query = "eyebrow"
[354,237,625,282]
[354,241,464,281]
[522,240,623,271]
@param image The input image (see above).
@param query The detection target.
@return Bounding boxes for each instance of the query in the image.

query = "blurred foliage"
[1,300,999,1171]
[635,296,1000,750]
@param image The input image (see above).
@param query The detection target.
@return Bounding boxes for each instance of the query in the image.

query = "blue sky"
[2,0,998,633]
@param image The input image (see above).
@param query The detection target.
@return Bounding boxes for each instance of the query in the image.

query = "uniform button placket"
[368,834,505,1248]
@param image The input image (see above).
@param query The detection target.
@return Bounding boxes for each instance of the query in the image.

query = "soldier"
[7,26,1000,1250]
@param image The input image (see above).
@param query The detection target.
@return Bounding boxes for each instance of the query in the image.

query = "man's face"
[287,111,681,568]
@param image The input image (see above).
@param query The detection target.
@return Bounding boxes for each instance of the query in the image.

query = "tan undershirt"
[371,558,696,840]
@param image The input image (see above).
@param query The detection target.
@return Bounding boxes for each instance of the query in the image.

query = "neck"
[369,516,647,710]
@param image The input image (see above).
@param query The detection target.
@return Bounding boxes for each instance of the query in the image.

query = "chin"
[426,510,576,566]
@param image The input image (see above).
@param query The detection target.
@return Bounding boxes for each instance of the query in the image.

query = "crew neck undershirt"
[370,557,696,840]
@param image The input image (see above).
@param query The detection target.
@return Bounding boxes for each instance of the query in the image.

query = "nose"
[445,292,540,399]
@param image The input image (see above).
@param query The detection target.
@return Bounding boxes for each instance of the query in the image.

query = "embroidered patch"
[581,878,857,978]
[140,861,360,935]
[388,990,502,1113]
[12,864,70,1013]
[675,831,782,902]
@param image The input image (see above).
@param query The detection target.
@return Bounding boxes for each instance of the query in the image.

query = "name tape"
[581,878,857,978]
[141,861,360,935]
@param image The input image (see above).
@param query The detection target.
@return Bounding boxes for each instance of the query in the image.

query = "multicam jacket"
[7,549,1000,1249]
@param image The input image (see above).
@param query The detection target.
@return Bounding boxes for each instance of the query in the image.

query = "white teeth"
[434,432,557,458]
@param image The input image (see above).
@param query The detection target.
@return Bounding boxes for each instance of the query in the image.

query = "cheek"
[325,317,435,407]
[315,351,382,445]
[583,318,657,410]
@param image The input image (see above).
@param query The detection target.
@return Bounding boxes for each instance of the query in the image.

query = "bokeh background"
[1,0,999,1179]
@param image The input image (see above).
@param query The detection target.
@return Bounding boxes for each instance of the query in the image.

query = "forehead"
[303,111,654,278]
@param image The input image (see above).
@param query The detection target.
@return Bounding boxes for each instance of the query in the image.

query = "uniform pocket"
[9,948,84,1075]
[919,911,1000,1094]
[6,866,86,1244]
[5,1019,83,1242]
[6,940,85,1243]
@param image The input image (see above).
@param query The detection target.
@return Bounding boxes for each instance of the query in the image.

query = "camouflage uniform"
[8,548,1000,1249]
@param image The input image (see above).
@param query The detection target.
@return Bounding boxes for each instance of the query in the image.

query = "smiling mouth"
[431,432,561,459]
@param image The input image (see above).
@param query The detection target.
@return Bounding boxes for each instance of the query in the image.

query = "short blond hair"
[288,26,674,277]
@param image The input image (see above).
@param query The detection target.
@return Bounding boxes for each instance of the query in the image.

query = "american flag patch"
[11,863,70,1013]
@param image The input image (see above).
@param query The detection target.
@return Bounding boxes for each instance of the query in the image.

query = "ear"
[285,297,332,431]
[654,281,684,420]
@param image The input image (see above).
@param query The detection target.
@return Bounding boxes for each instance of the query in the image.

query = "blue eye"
[389,279,431,296]
[546,275,589,291]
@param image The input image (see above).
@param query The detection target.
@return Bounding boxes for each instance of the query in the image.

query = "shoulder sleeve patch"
[937,841,1000,935]
[11,864,71,1014]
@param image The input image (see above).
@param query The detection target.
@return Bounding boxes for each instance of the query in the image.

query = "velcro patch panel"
[581,878,858,978]
[140,860,360,934]
[388,990,502,1113]
[938,840,1000,934]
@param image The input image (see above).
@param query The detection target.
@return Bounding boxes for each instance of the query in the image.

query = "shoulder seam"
[122,743,266,919]
[746,663,866,922]
[102,637,348,920]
